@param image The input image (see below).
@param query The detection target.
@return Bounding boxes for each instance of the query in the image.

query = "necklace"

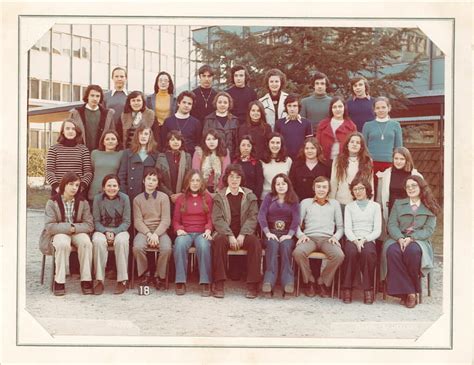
[199,88,213,109]
[376,121,389,140]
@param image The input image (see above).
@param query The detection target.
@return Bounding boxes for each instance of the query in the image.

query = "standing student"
[315,95,357,162]
[118,125,159,203]
[70,84,115,152]
[329,132,373,208]
[211,164,262,299]
[292,176,345,298]
[275,93,313,160]
[225,65,258,125]
[258,173,299,298]
[132,168,172,290]
[92,174,131,295]
[119,90,156,149]
[39,172,94,296]
[341,178,381,304]
[191,64,218,124]
[88,130,123,202]
[346,76,375,132]
[259,68,288,130]
[260,132,293,200]
[155,130,192,204]
[146,71,177,126]
[192,129,230,193]
[104,67,128,127]
[362,96,403,193]
[202,91,239,160]
[289,136,331,201]
[376,147,423,236]
[46,119,93,197]
[381,175,440,308]
[300,72,332,130]
[233,135,264,200]
[173,170,213,296]
[160,91,202,155]
[237,100,272,160]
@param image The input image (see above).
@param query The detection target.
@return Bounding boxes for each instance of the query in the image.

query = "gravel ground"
[24,209,444,342]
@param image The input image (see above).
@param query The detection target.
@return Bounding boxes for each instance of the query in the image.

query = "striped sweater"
[46,143,93,190]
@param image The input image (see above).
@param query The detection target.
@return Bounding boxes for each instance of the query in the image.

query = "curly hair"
[296,136,326,163]
[124,90,147,113]
[235,134,257,160]
[263,68,286,93]
[335,132,373,182]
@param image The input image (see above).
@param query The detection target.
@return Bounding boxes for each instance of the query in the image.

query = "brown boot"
[94,281,104,295]
[405,293,417,308]
[303,282,316,297]
[318,284,330,298]
[245,283,258,299]
[213,281,225,298]
[114,281,127,295]
[364,290,374,304]
[342,288,352,303]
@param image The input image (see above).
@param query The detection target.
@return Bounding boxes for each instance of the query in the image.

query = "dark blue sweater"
[274,117,313,160]
[347,97,375,132]
[161,115,202,154]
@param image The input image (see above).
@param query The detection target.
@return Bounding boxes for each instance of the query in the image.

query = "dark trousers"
[386,241,422,296]
[212,234,262,284]
[341,241,377,290]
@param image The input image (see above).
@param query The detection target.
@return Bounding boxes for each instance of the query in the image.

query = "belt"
[269,220,290,231]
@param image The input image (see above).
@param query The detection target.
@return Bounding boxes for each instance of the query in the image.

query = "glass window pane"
[62,83,71,102]
[30,78,39,99]
[118,45,126,65]
[62,33,71,56]
[73,24,90,37]
[100,42,109,63]
[135,49,143,70]
[111,25,126,45]
[92,40,100,62]
[40,31,50,52]
[92,25,108,41]
[111,44,118,64]
[145,26,159,51]
[128,25,143,46]
[81,38,90,59]
[73,36,80,58]
[152,52,160,72]
[53,82,61,101]
[41,80,50,100]
[52,32,61,55]
[73,85,81,101]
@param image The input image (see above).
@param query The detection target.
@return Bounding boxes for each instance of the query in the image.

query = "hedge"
[28,148,46,177]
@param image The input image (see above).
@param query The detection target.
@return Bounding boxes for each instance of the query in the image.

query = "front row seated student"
[173,169,213,297]
[341,178,381,304]
[292,175,345,298]
[39,172,94,296]
[92,174,131,295]
[211,164,263,299]
[132,167,172,291]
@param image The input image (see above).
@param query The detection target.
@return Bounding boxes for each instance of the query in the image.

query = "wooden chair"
[130,247,170,289]
[295,252,340,298]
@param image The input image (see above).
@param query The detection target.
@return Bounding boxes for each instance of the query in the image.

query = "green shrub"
[28,148,46,177]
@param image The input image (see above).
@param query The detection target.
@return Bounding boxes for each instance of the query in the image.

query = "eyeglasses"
[406,184,419,189]
[352,187,366,192]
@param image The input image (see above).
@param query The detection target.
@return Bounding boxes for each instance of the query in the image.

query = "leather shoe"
[342,288,352,303]
[81,281,94,295]
[364,290,374,304]
[175,283,186,295]
[53,281,65,296]
[213,281,225,298]
[155,278,167,291]
[405,293,417,308]
[94,281,104,295]
[114,281,127,295]
[245,283,258,299]
[201,284,211,297]
[303,283,316,297]
[318,284,330,298]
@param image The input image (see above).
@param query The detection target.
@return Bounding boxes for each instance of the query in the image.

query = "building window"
[53,24,71,33]
[30,78,39,99]
[62,33,71,57]
[73,24,90,38]
[111,25,126,45]
[92,25,108,42]
[73,36,90,59]
[53,82,61,101]
[73,36,80,58]
[62,83,71,102]
[52,32,61,55]
[73,85,81,101]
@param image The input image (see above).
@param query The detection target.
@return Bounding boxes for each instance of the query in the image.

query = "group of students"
[38,64,441,308]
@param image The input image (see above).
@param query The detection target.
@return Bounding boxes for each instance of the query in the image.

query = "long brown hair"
[180,169,209,214]
[335,132,372,181]
[130,125,157,154]
[270,173,298,204]
[404,175,441,215]
[201,129,227,158]
[245,100,270,132]
[57,119,83,144]
[392,146,415,172]
[296,136,326,163]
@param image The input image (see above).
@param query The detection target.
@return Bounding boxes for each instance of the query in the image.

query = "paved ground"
[24,209,444,343]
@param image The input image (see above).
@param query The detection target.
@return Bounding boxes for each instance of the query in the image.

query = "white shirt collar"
[85,104,99,111]
[409,199,421,207]
[111,88,128,96]
[285,114,302,124]
[376,117,390,122]
[175,111,190,118]
[226,187,244,196]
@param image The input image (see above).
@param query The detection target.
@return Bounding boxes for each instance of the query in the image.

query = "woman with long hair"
[39,172,94,296]
[88,130,123,202]
[118,125,159,203]
[329,132,373,208]
[91,174,131,295]
[259,68,289,130]
[172,169,213,296]
[258,173,299,297]
[381,175,440,308]
[341,178,381,304]
[233,135,264,199]
[260,132,292,200]
[289,136,331,201]
[192,129,230,193]
[237,100,272,160]
[119,90,157,149]
[156,130,192,204]
[46,119,92,197]
[315,96,357,162]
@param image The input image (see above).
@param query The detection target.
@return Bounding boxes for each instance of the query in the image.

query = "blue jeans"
[263,238,295,289]
[173,233,211,284]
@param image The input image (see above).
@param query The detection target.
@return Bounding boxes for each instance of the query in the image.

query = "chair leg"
[373,265,377,302]
[427,272,431,297]
[418,275,423,304]
[40,255,46,285]
[50,255,55,292]
[130,256,135,289]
